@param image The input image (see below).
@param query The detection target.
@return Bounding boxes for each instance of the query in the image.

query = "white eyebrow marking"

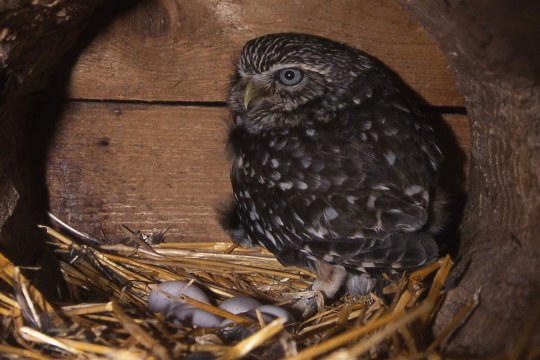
[267,63,330,75]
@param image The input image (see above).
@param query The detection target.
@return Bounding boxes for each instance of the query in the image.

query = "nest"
[0,218,480,359]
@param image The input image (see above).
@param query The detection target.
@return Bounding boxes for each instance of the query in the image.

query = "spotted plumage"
[220,33,445,311]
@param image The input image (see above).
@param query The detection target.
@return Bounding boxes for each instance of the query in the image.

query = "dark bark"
[0,0,101,298]
[399,0,540,355]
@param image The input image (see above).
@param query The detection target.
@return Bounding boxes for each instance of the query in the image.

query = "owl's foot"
[286,289,325,319]
[346,273,378,296]
[285,260,349,319]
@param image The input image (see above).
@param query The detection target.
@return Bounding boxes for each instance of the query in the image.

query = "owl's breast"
[230,128,323,260]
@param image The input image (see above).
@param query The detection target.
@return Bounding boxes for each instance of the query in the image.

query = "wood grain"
[401,1,540,354]
[67,0,464,106]
[46,102,469,243]
[47,102,231,242]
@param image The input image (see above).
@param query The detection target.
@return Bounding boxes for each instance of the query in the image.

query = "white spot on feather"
[273,216,284,226]
[374,210,383,231]
[307,226,328,237]
[278,181,293,190]
[384,151,397,166]
[367,195,377,208]
[324,207,339,221]
[270,171,281,181]
[405,185,424,196]
[323,254,334,262]
[236,156,243,167]
[261,152,269,165]
[383,127,399,136]
[347,195,358,204]
[295,181,308,190]
[265,230,277,246]
[275,138,288,150]
[362,121,372,130]
[301,157,312,168]
[333,175,347,186]
[255,223,264,234]
[293,213,305,226]
[249,209,259,220]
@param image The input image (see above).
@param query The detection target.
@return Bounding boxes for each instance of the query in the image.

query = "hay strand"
[3,220,518,359]
[220,318,286,360]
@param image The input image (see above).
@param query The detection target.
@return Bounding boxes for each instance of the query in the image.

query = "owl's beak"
[243,80,266,109]
[243,81,255,109]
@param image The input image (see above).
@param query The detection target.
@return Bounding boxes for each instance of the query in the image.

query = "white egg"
[148,281,210,314]
[220,301,294,328]
[256,305,294,324]
[218,296,262,314]
[167,304,222,328]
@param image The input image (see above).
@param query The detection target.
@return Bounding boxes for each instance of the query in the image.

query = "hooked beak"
[243,80,265,109]
[243,81,254,109]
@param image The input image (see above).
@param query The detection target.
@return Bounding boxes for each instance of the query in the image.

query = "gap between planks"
[65,98,466,116]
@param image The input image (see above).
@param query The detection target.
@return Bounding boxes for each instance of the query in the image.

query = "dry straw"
[1,220,520,359]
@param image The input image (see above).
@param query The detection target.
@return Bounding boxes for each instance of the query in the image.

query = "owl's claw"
[284,290,325,319]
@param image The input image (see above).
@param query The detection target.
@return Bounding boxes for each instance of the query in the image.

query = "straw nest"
[0,217,482,360]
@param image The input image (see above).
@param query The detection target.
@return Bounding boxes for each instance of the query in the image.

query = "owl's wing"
[285,184,438,273]
[282,184,436,272]
[302,232,438,275]
[269,107,440,271]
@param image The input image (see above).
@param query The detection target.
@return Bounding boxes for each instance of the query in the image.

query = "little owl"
[220,33,446,315]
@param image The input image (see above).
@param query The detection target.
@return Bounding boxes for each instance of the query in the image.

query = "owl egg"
[219,296,294,327]
[256,305,293,324]
[148,281,210,314]
[167,304,222,328]
[218,296,262,314]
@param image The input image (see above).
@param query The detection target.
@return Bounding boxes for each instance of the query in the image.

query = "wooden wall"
[46,0,469,243]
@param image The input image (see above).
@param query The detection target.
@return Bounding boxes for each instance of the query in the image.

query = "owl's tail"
[307,231,438,296]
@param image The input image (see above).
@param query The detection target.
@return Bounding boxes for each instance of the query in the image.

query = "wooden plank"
[67,0,463,106]
[47,102,469,243]
[47,102,231,243]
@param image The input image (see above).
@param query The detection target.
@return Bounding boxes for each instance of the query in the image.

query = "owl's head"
[229,33,378,133]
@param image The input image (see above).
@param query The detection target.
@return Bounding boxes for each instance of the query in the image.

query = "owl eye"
[277,68,304,86]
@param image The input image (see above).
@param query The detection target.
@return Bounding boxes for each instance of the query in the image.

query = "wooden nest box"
[0,0,538,357]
